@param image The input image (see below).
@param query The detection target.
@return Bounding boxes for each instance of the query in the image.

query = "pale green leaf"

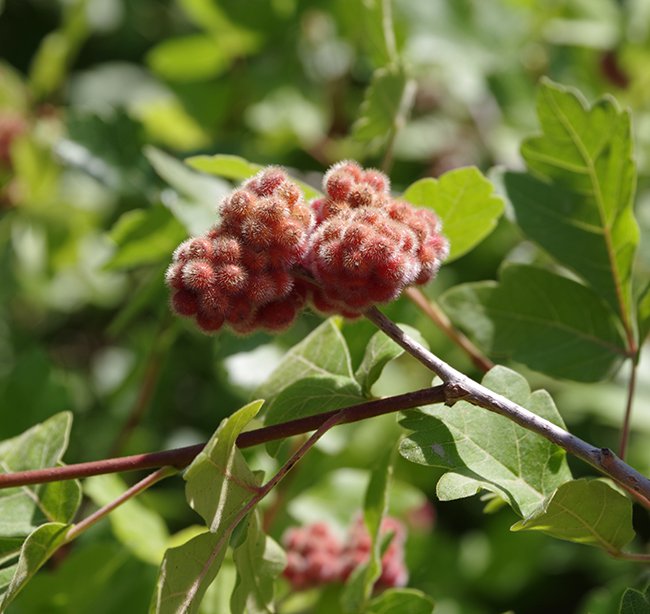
[0,412,81,536]
[440,264,627,382]
[403,167,505,262]
[341,447,394,613]
[184,400,264,531]
[85,474,171,566]
[230,510,285,614]
[185,154,321,200]
[352,65,409,150]
[366,588,435,614]
[105,206,187,270]
[512,478,635,552]
[620,584,650,614]
[0,523,70,609]
[399,366,572,517]
[144,146,230,236]
[509,79,638,329]
[354,329,404,395]
[256,318,355,402]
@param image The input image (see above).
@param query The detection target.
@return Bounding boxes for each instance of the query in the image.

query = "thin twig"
[66,466,177,541]
[619,358,638,460]
[0,386,447,489]
[363,306,650,509]
[405,287,494,372]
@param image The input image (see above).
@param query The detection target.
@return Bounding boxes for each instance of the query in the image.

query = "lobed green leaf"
[399,366,572,518]
[403,167,505,262]
[440,264,628,382]
[512,478,635,552]
[508,79,639,334]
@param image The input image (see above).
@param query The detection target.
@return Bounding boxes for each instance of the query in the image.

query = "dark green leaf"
[512,478,635,552]
[440,264,627,382]
[400,366,572,517]
[509,79,638,330]
[620,584,650,614]
[0,412,81,535]
[105,206,187,270]
[403,167,505,262]
[366,588,435,614]
[638,283,650,345]
[145,146,230,236]
[0,523,70,609]
[230,510,285,614]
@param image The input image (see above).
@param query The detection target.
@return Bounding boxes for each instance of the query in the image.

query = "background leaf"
[399,366,572,517]
[512,478,635,552]
[638,283,650,345]
[507,79,639,332]
[366,588,435,614]
[230,510,285,614]
[402,167,505,262]
[620,584,650,614]
[440,264,628,382]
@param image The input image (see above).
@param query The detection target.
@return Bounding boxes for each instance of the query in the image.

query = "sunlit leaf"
[400,366,572,517]
[512,479,634,552]
[85,474,171,566]
[230,510,285,614]
[440,264,627,382]
[403,167,505,262]
[507,79,639,332]
[0,412,81,536]
[185,154,321,200]
[0,523,70,609]
[105,206,187,270]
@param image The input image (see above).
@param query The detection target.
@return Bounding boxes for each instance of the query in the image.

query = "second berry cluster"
[167,161,449,334]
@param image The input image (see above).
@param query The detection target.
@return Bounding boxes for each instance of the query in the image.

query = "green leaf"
[508,79,639,331]
[354,329,404,395]
[620,584,650,614]
[151,530,226,614]
[144,146,230,236]
[512,478,635,552]
[638,283,650,345]
[255,318,355,402]
[352,65,410,150]
[153,401,264,613]
[105,205,187,270]
[230,510,285,614]
[354,0,399,67]
[403,167,505,262]
[366,588,435,614]
[341,446,394,613]
[185,154,321,201]
[399,366,572,517]
[184,400,263,530]
[85,474,171,566]
[440,264,628,382]
[0,412,81,536]
[0,523,70,609]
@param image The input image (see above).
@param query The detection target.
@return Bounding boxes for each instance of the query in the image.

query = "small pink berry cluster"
[282,516,408,591]
[306,161,448,316]
[166,167,313,334]
[167,162,448,333]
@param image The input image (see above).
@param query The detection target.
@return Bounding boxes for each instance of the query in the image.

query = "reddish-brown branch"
[0,386,446,489]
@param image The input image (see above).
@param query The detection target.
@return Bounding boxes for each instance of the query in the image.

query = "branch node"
[443,382,470,406]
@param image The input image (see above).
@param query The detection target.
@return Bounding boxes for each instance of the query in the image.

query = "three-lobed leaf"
[512,478,635,552]
[403,167,504,262]
[400,366,572,517]
[440,264,628,382]
[507,78,639,335]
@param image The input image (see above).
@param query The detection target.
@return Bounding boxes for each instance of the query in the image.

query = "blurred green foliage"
[1,0,650,612]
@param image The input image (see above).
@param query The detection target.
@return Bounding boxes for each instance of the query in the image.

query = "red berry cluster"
[166,167,313,334]
[282,515,408,591]
[306,161,448,316]
[167,161,448,333]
